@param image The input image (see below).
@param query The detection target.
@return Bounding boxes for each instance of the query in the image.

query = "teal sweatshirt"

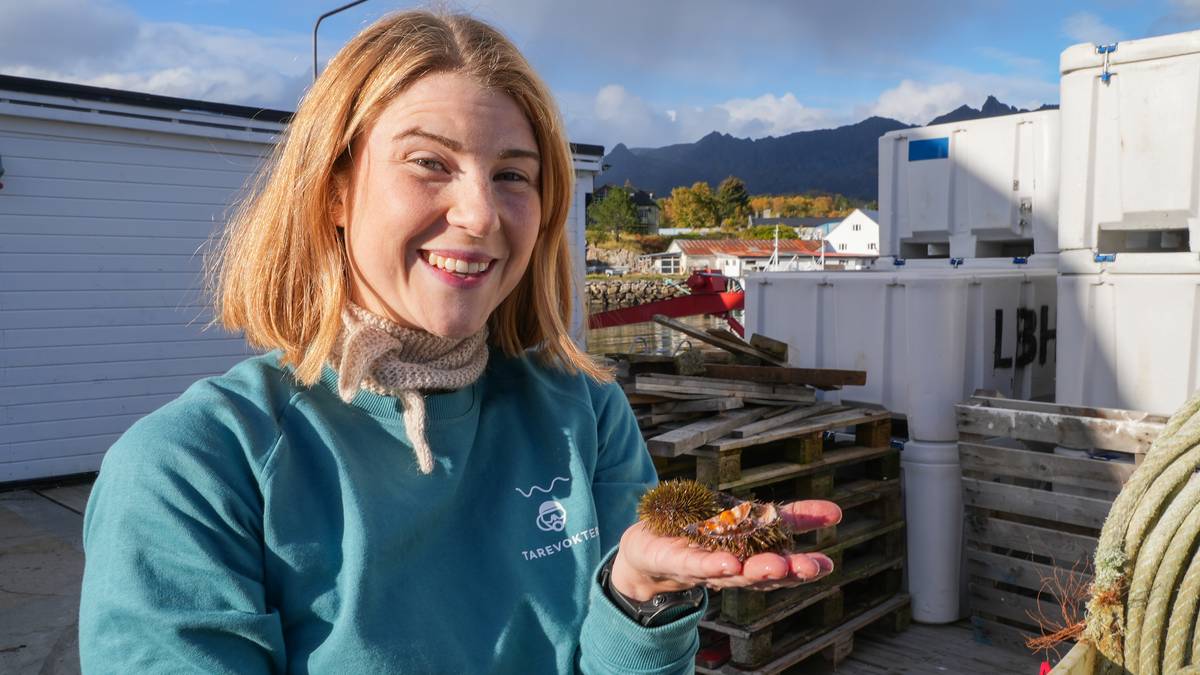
[79,350,703,674]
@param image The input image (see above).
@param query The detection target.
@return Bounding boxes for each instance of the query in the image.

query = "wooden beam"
[650,396,744,414]
[961,477,1113,530]
[702,363,866,389]
[731,403,837,437]
[963,516,1098,567]
[749,333,789,362]
[652,314,787,366]
[959,442,1134,492]
[646,407,771,457]
[955,400,1163,454]
[702,408,891,452]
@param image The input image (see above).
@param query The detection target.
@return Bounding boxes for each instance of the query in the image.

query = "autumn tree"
[587,187,638,241]
[663,182,720,229]
[716,176,751,227]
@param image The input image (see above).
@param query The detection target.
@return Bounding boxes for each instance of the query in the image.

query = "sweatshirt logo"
[536,501,567,532]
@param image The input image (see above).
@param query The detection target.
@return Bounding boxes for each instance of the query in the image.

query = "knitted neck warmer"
[332,302,490,474]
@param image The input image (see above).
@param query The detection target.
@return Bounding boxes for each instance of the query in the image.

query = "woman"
[78,11,840,674]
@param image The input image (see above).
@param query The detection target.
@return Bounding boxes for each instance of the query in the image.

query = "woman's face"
[336,72,542,337]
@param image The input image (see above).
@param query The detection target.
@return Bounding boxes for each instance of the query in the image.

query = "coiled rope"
[1084,391,1200,673]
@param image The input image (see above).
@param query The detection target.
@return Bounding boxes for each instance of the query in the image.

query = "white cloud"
[859,68,1057,127]
[561,85,837,150]
[865,80,969,125]
[718,94,832,139]
[0,0,311,111]
[1062,11,1123,46]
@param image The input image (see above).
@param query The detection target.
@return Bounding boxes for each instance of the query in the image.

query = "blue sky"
[1,0,1196,149]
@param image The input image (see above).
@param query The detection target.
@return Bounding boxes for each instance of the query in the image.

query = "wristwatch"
[597,553,706,627]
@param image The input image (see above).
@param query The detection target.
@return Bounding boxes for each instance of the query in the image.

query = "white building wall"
[0,93,280,482]
[0,84,609,482]
[824,209,880,256]
[569,152,602,343]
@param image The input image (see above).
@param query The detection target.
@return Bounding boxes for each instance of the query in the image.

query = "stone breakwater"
[587,279,688,311]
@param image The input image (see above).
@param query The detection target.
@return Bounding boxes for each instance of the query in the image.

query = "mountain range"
[597,96,1058,202]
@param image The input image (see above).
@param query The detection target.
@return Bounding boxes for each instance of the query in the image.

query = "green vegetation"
[586,187,638,241]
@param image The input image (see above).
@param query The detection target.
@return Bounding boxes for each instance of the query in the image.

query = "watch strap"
[598,553,706,627]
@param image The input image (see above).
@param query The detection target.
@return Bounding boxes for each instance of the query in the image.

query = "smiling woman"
[76,9,840,675]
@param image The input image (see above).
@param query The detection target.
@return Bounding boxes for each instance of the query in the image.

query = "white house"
[824,209,880,257]
[0,74,603,483]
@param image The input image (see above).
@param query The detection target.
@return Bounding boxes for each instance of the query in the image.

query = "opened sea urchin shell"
[682,493,793,560]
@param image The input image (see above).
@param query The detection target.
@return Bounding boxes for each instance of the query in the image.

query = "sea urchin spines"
[638,480,721,537]
[682,498,794,561]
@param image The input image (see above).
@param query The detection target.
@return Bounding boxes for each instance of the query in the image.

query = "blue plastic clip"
[893,258,906,266]
[1097,43,1117,84]
[950,257,965,267]
[1012,256,1028,265]
[890,439,905,450]
[1094,253,1117,263]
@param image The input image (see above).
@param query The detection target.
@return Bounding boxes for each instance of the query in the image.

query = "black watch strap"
[597,553,705,627]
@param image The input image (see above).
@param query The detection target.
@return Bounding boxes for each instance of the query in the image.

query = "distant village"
[584,181,880,278]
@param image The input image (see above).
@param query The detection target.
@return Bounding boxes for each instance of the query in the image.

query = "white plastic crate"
[1056,272,1200,415]
[878,110,1060,262]
[1059,30,1200,263]
[743,267,1058,442]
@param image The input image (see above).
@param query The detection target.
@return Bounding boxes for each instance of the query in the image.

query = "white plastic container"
[744,267,1058,441]
[901,439,964,623]
[1059,30,1200,263]
[878,110,1060,262]
[1056,272,1200,415]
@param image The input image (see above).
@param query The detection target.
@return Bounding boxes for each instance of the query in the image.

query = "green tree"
[716,176,751,227]
[587,188,638,242]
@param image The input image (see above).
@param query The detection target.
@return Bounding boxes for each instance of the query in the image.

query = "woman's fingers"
[779,500,842,533]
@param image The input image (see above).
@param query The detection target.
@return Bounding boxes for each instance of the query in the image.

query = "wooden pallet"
[649,406,894,492]
[720,495,906,625]
[696,593,912,674]
[956,395,1166,653]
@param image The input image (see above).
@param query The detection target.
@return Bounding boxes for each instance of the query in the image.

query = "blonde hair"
[213,11,609,385]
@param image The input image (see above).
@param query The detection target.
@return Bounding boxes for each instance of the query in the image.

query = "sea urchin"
[638,479,721,537]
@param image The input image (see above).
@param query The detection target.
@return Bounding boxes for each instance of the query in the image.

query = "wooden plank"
[966,395,1170,426]
[653,315,788,366]
[969,615,1039,656]
[966,548,1093,593]
[732,403,835,438]
[636,412,704,427]
[703,409,892,452]
[961,477,1113,530]
[955,401,1163,454]
[652,397,744,414]
[968,581,1076,631]
[636,373,814,398]
[963,517,1098,568]
[748,333,789,362]
[705,595,912,675]
[703,364,866,389]
[718,446,896,491]
[959,442,1135,491]
[647,407,771,457]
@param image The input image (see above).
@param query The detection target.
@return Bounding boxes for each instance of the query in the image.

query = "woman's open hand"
[608,500,843,601]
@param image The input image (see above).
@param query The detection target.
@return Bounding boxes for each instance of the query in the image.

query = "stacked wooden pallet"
[612,317,911,674]
[956,395,1165,656]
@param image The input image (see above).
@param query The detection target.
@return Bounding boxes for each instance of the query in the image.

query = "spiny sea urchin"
[638,479,720,537]
[638,481,794,560]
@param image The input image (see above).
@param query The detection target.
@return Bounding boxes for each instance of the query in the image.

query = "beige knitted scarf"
[332,302,489,475]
